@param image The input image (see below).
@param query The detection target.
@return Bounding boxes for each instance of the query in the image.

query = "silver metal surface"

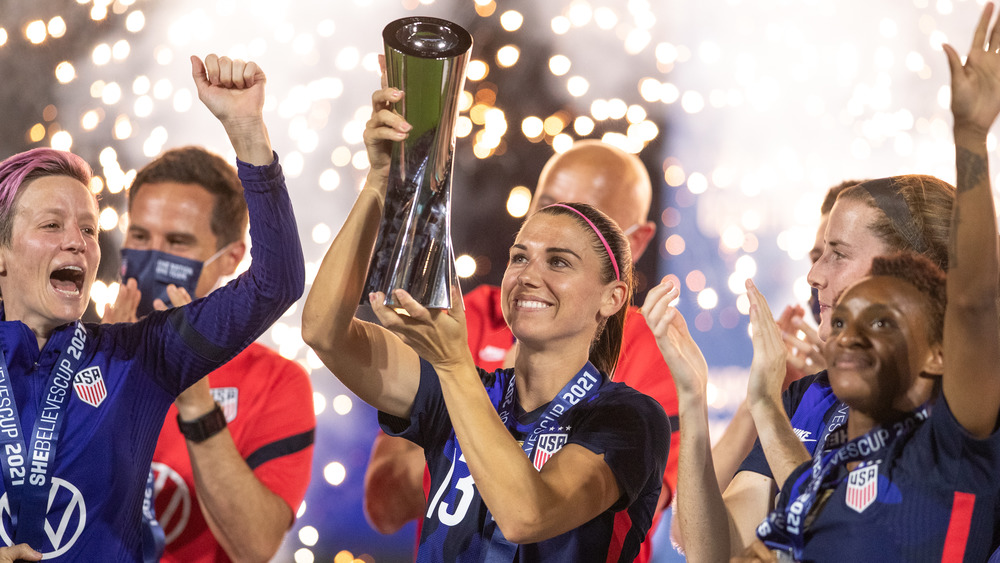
[363,17,472,309]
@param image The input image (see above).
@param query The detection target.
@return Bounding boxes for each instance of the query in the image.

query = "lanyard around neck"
[0,321,88,548]
[481,362,605,563]
[758,404,930,560]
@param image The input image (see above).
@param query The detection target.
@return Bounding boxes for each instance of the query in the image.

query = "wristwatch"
[177,402,227,443]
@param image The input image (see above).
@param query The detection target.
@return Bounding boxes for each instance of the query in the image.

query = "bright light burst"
[15,0,989,558]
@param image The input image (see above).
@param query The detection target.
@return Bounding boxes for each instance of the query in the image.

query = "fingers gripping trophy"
[363,17,473,309]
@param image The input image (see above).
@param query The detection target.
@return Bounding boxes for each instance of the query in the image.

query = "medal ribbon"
[757,404,930,561]
[0,321,88,549]
[787,375,844,458]
[480,362,605,563]
[141,468,165,562]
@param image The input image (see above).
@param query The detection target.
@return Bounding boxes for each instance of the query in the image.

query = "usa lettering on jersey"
[845,463,879,513]
[533,433,567,470]
[73,367,106,408]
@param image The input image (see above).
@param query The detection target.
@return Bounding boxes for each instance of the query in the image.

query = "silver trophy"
[363,16,473,309]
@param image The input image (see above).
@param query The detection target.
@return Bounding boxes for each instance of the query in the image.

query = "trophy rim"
[382,16,473,60]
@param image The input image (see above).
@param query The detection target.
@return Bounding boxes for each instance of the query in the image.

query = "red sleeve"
[462,285,514,372]
[234,349,316,514]
[615,307,680,505]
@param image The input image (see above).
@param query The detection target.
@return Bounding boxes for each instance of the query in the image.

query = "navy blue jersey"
[738,371,848,479]
[380,360,669,562]
[0,156,303,560]
[770,396,1000,562]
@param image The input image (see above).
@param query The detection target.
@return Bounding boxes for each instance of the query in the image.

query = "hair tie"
[860,178,928,254]
[544,203,620,281]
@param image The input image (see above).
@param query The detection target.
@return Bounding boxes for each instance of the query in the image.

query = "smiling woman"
[823,253,946,428]
[644,4,1000,561]
[502,203,631,380]
[301,75,670,562]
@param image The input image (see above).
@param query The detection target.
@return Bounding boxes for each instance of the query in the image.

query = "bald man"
[363,141,679,563]
[530,140,656,252]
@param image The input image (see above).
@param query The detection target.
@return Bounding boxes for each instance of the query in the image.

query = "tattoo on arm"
[952,146,990,268]
[956,146,987,195]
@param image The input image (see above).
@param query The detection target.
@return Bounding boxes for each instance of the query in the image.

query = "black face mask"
[119,248,203,318]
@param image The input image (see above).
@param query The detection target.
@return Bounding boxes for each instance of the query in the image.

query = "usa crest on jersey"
[533,433,567,470]
[73,366,106,408]
[210,387,239,422]
[845,463,879,513]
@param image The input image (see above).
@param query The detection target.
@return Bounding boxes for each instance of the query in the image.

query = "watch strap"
[177,402,227,443]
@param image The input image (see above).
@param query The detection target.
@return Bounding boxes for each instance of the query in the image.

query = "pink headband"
[544,203,620,281]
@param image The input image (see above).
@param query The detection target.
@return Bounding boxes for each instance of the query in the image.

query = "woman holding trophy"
[301,20,668,563]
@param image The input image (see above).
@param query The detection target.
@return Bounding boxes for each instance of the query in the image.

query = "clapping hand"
[745,280,788,409]
[640,276,709,400]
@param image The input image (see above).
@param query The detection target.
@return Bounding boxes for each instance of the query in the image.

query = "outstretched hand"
[369,285,470,371]
[153,284,193,311]
[640,276,709,398]
[944,2,1000,134]
[745,279,788,408]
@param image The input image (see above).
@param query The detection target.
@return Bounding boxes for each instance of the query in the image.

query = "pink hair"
[0,148,93,245]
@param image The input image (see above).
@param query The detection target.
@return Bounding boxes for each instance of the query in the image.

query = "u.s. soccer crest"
[210,387,239,422]
[533,433,568,470]
[73,366,106,408]
[845,463,879,513]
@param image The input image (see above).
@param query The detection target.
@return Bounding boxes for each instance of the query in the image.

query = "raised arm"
[641,277,737,561]
[709,304,819,492]
[137,55,303,395]
[743,280,811,488]
[668,401,762,555]
[674,302,820,554]
[941,2,1000,437]
[191,55,272,165]
[107,283,300,560]
[300,83,421,419]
